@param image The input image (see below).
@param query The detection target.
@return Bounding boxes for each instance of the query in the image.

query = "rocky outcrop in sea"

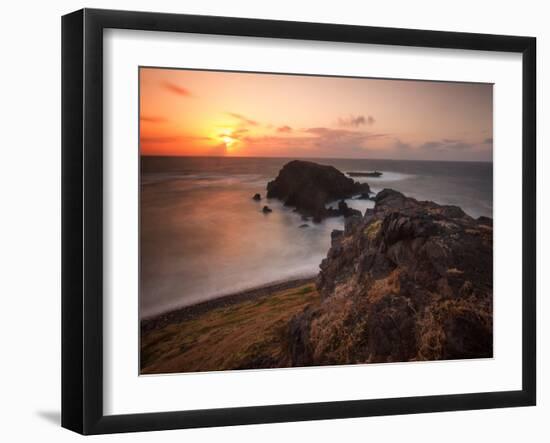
[266,160,370,222]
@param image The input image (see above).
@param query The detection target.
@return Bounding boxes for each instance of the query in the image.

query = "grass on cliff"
[364,219,382,240]
[141,283,320,374]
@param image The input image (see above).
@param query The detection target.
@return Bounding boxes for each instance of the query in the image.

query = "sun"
[218,128,238,152]
[222,135,236,147]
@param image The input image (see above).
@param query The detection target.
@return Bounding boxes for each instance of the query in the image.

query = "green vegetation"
[141,283,320,374]
[364,219,382,240]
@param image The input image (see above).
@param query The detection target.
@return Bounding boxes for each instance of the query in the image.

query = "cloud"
[140,134,210,144]
[227,112,258,126]
[419,141,442,150]
[140,135,181,144]
[231,128,249,137]
[236,127,387,158]
[162,81,193,97]
[140,115,167,123]
[419,139,474,152]
[277,125,292,133]
[232,128,493,161]
[215,128,249,143]
[302,127,389,154]
[140,133,216,156]
[338,114,375,127]
[393,138,412,151]
[377,136,493,161]
[305,127,387,142]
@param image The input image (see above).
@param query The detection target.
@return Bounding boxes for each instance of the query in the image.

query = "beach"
[141,278,319,374]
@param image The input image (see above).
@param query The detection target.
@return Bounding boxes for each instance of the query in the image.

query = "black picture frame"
[62,8,536,435]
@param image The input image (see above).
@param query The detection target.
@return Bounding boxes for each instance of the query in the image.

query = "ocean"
[140,156,493,318]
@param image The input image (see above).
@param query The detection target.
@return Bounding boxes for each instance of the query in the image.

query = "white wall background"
[0,0,546,441]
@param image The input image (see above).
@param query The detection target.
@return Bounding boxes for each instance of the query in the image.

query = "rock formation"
[267,160,370,222]
[286,189,493,366]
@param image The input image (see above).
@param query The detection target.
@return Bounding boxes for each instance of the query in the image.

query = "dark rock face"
[337,200,362,218]
[325,200,362,218]
[286,189,493,365]
[477,216,493,226]
[252,193,262,201]
[267,160,370,222]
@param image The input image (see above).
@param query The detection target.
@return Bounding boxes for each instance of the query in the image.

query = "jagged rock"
[338,200,362,218]
[326,200,362,218]
[287,189,493,365]
[252,193,262,201]
[262,206,272,213]
[477,216,493,226]
[266,160,370,222]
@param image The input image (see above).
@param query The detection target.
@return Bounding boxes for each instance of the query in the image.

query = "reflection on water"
[140,157,492,318]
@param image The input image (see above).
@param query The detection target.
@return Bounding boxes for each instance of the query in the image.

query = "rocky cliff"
[287,189,493,365]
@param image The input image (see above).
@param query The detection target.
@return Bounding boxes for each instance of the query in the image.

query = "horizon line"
[140,154,493,164]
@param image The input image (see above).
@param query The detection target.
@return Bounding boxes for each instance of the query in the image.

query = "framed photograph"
[62,8,536,435]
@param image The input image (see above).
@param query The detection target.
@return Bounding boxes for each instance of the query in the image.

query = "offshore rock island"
[141,161,493,373]
[267,160,370,222]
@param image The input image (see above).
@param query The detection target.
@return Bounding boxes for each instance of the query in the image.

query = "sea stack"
[266,160,370,222]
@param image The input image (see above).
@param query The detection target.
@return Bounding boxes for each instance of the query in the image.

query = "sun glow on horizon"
[215,128,238,152]
[139,67,493,161]
[222,135,237,151]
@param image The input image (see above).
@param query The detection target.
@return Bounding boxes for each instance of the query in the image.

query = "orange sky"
[139,67,493,161]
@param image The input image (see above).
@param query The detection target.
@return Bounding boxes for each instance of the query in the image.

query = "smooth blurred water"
[140,156,492,317]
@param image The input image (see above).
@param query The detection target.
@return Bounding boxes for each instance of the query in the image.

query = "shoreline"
[141,276,316,334]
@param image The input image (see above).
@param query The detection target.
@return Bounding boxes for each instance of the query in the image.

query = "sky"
[139,67,493,161]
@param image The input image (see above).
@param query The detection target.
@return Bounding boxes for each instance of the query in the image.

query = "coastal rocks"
[326,200,362,218]
[286,188,493,365]
[337,200,362,218]
[262,206,273,213]
[477,216,493,226]
[267,160,370,222]
[252,193,262,201]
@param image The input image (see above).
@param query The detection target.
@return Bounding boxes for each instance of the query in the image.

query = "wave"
[141,172,267,189]
[345,170,415,183]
